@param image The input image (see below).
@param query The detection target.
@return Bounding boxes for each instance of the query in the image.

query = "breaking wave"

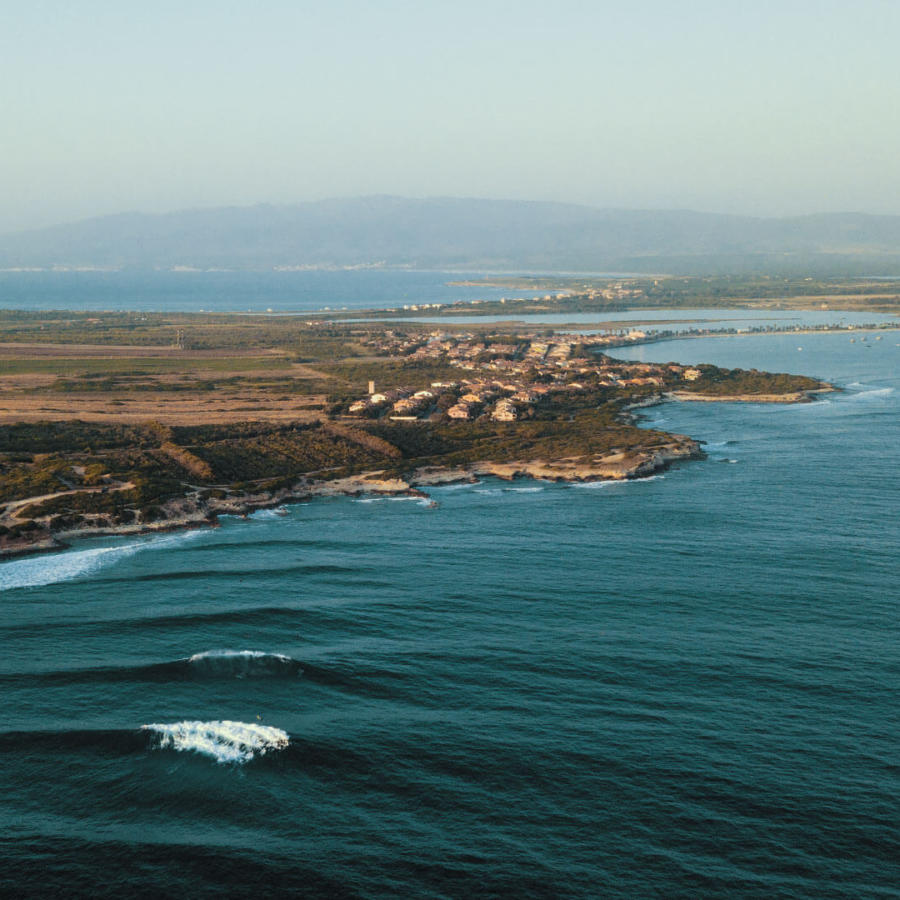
[475,485,546,495]
[142,720,290,764]
[570,474,664,489]
[0,650,306,686]
[0,722,287,764]
[184,649,303,678]
[846,386,894,401]
[0,544,142,592]
[353,495,425,504]
[0,531,205,592]
[248,508,293,520]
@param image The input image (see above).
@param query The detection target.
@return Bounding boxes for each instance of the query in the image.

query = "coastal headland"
[0,305,835,559]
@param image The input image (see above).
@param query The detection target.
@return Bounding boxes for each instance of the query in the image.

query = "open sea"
[1,308,899,896]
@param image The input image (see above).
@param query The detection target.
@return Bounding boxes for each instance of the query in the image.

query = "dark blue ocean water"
[1,332,898,898]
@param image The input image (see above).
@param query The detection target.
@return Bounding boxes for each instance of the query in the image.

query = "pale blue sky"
[2,0,898,232]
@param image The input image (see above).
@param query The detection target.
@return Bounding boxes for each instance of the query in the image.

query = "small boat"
[274,506,289,516]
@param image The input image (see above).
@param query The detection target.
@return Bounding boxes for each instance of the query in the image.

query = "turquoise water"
[1,332,898,897]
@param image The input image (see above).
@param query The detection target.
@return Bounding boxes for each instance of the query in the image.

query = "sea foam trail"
[846,386,894,400]
[141,720,290,764]
[570,474,665,489]
[0,530,205,592]
[0,544,142,591]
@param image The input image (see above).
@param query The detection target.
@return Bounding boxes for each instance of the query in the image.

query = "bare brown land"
[0,338,334,423]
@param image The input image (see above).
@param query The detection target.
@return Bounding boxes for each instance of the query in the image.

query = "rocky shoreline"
[0,436,702,561]
[668,387,837,403]
[1,385,838,563]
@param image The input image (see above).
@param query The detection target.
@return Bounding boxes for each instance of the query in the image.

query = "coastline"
[0,310,836,564]
[667,386,838,404]
[0,434,703,562]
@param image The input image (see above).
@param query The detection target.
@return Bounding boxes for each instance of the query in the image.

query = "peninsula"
[0,311,832,559]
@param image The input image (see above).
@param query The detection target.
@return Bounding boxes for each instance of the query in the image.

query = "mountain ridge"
[3,196,900,275]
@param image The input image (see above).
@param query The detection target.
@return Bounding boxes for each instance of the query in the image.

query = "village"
[343,330,702,422]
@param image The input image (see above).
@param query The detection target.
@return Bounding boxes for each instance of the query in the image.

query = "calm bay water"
[0,270,538,313]
[1,331,899,897]
[377,308,900,331]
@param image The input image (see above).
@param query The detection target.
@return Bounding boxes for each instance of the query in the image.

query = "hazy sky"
[2,0,898,232]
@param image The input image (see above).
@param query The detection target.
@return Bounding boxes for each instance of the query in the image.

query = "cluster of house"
[361,328,653,363]
[345,333,703,423]
[431,282,645,310]
[348,388,438,418]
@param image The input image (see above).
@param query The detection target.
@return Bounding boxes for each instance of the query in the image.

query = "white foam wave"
[506,486,545,493]
[846,387,894,400]
[142,719,290,764]
[248,508,288,520]
[0,530,205,592]
[0,543,141,591]
[570,474,664,490]
[353,495,421,504]
[187,649,291,664]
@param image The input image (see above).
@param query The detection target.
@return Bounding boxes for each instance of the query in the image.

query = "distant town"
[340,320,892,423]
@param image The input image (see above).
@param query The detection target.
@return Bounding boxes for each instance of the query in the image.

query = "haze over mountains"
[2,197,900,276]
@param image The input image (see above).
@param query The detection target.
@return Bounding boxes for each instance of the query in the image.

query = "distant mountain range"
[2,196,900,275]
